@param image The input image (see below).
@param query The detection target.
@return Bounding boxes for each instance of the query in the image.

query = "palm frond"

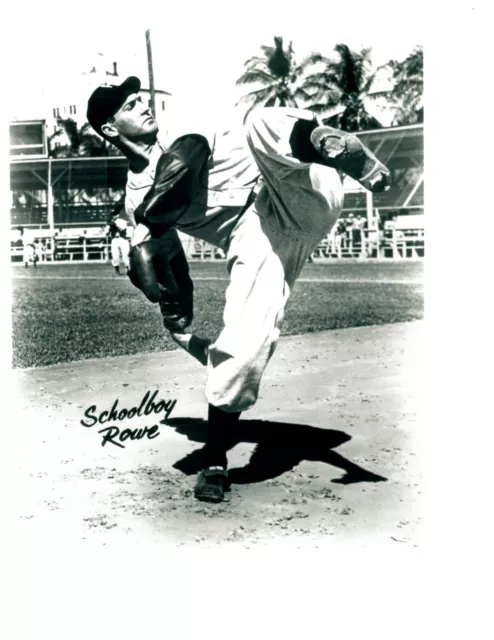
[292,86,315,101]
[241,92,280,123]
[243,55,270,68]
[235,85,277,106]
[298,52,331,67]
[302,72,341,91]
[236,69,276,86]
[260,44,275,57]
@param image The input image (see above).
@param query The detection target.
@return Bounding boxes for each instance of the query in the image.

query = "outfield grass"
[11,261,424,368]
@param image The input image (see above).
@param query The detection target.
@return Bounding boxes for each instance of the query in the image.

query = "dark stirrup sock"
[288,118,322,164]
[203,404,242,469]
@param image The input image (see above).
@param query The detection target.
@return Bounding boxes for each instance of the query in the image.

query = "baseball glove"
[128,228,194,333]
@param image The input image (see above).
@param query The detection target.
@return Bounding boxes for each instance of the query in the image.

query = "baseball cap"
[87,76,141,134]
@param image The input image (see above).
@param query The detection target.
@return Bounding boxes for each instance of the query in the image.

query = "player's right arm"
[127,134,211,321]
[133,133,211,234]
[126,133,213,361]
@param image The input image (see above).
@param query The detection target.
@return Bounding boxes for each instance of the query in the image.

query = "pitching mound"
[13,321,424,549]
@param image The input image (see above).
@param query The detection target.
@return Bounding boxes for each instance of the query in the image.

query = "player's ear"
[101,122,119,139]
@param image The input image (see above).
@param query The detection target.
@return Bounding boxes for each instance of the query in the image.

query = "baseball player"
[105,205,131,274]
[87,76,390,502]
[18,227,38,268]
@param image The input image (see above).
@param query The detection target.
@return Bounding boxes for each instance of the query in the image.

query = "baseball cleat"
[310,125,391,193]
[194,466,230,502]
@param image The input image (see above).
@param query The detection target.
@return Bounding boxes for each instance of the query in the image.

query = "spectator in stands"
[366,222,379,258]
[72,229,87,261]
[53,228,62,260]
[346,213,355,251]
[384,214,396,238]
[332,218,346,255]
[353,214,366,247]
[105,205,131,275]
[18,227,38,268]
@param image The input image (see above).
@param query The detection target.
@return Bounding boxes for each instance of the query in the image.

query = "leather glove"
[128,228,194,332]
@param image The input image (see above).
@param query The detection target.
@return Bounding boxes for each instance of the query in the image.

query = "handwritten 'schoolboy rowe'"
[80,390,177,448]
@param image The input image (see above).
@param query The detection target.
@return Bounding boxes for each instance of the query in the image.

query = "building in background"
[10,52,172,140]
[364,65,396,128]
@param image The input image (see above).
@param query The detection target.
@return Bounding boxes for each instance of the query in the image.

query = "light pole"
[145,29,156,118]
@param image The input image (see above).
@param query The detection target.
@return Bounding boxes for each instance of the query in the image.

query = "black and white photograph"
[10,0,427,555]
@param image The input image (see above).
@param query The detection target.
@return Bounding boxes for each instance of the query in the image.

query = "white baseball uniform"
[106,217,131,268]
[126,108,344,412]
[21,229,37,264]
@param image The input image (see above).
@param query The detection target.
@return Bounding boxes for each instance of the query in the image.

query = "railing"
[11,229,425,264]
[11,236,111,263]
[310,229,425,260]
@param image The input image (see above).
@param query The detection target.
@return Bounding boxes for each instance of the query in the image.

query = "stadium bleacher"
[10,124,424,264]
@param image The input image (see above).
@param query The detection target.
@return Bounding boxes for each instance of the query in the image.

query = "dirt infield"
[13,320,424,549]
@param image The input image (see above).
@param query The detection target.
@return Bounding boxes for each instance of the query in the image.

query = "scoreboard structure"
[10,120,48,159]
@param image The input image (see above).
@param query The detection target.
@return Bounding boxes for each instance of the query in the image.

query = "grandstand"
[10,124,424,263]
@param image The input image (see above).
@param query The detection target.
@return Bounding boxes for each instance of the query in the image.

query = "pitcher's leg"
[245,107,318,176]
[245,107,390,197]
[197,210,290,502]
[205,210,290,413]
[194,404,240,503]
[245,109,344,238]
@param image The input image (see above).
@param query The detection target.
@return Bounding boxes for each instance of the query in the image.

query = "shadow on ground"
[162,417,387,485]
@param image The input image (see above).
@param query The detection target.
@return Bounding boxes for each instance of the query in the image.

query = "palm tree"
[48,118,123,219]
[303,44,386,131]
[387,46,423,125]
[236,36,315,120]
[48,118,120,157]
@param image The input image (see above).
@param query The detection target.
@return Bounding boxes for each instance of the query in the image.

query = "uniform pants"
[23,244,36,264]
[205,108,344,412]
[111,237,130,268]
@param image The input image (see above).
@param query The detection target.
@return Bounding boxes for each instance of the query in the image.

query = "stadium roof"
[343,124,424,211]
[356,124,423,171]
[10,156,129,192]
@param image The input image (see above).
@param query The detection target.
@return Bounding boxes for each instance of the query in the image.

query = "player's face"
[112,93,159,140]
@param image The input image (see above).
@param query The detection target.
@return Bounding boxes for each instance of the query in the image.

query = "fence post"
[366,190,373,232]
[47,158,54,231]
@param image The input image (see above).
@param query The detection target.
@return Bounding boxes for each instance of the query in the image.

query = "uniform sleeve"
[125,193,139,227]
[133,134,211,235]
